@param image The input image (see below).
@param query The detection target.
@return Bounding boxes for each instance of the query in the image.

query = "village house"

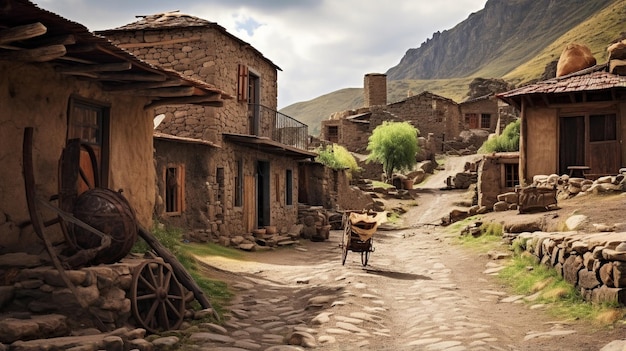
[0,0,233,339]
[497,59,626,185]
[320,74,517,176]
[98,12,317,240]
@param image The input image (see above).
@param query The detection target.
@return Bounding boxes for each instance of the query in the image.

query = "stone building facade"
[477,152,520,208]
[100,13,315,237]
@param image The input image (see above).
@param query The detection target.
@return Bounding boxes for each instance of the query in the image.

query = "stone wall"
[105,26,278,144]
[460,97,499,132]
[513,231,626,305]
[364,73,387,107]
[381,92,463,152]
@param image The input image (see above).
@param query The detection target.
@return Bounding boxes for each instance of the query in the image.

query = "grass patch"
[371,180,394,188]
[132,222,234,321]
[498,253,625,324]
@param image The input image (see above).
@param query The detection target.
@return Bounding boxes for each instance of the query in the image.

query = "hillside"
[280,0,624,137]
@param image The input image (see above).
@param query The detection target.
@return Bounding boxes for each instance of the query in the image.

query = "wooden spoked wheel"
[131,260,186,333]
[341,219,350,266]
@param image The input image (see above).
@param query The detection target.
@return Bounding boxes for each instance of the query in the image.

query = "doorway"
[256,161,270,228]
[559,116,585,175]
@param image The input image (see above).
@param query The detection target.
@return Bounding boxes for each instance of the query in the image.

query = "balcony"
[251,104,309,150]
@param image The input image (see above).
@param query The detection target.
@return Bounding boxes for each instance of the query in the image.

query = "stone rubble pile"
[512,230,626,305]
[492,173,626,213]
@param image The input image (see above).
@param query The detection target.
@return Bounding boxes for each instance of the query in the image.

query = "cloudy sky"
[33,0,487,109]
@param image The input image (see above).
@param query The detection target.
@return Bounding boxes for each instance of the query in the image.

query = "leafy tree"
[315,144,361,178]
[366,121,419,182]
[478,119,520,153]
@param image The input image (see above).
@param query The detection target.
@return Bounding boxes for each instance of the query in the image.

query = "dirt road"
[198,181,625,350]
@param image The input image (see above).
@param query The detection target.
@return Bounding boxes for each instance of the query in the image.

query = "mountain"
[280,0,625,137]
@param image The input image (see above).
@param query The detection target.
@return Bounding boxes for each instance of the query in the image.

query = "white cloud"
[32,0,486,108]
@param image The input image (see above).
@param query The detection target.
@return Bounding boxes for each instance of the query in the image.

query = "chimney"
[364,73,387,107]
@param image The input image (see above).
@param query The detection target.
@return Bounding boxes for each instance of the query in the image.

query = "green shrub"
[366,121,420,181]
[316,144,361,177]
[479,119,520,153]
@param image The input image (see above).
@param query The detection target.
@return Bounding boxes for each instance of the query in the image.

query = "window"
[285,169,293,206]
[67,97,110,189]
[589,114,616,142]
[503,163,519,188]
[234,161,243,207]
[165,165,184,214]
[327,126,339,143]
[480,114,491,129]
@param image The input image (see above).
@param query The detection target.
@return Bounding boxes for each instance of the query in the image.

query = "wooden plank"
[57,62,132,74]
[0,44,66,62]
[101,80,183,92]
[0,22,47,45]
[144,94,224,109]
[98,72,167,82]
[244,175,255,232]
[132,86,195,97]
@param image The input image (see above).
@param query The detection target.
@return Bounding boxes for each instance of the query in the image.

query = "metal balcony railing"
[250,104,309,150]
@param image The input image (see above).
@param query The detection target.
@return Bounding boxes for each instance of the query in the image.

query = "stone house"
[497,63,626,184]
[99,12,316,237]
[459,94,517,133]
[321,73,463,156]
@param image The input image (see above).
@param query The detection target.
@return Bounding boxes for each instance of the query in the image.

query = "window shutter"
[237,64,249,102]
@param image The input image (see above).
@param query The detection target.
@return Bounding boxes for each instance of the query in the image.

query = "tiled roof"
[498,64,626,99]
[108,11,217,31]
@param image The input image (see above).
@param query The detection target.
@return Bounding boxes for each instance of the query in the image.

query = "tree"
[315,144,361,178]
[478,119,520,153]
[366,121,419,182]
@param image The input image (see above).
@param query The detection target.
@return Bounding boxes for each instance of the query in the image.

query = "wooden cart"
[341,210,386,267]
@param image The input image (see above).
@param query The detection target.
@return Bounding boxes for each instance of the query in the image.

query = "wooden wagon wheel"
[131,260,186,333]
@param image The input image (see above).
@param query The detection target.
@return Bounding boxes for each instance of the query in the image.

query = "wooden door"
[244,175,255,233]
[587,113,620,176]
[559,116,585,175]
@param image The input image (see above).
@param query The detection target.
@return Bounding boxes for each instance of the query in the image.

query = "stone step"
[4,326,148,351]
[0,313,68,344]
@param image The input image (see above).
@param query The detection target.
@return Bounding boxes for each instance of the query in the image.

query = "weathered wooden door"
[559,116,585,175]
[244,175,255,232]
[587,113,620,176]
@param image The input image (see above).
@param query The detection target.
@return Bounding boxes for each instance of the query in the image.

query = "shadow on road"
[363,267,432,281]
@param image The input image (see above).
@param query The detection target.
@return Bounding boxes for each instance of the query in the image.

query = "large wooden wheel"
[131,260,186,333]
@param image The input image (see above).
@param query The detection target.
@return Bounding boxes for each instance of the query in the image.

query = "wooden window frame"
[500,161,519,189]
[480,113,491,129]
[67,96,111,187]
[164,164,185,215]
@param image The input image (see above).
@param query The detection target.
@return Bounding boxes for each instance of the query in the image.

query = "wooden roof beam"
[101,79,184,92]
[145,94,224,109]
[56,62,132,74]
[0,44,66,62]
[0,22,47,45]
[98,72,167,82]
[130,86,195,97]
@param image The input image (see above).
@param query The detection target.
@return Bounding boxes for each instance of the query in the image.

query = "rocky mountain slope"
[281,0,623,137]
